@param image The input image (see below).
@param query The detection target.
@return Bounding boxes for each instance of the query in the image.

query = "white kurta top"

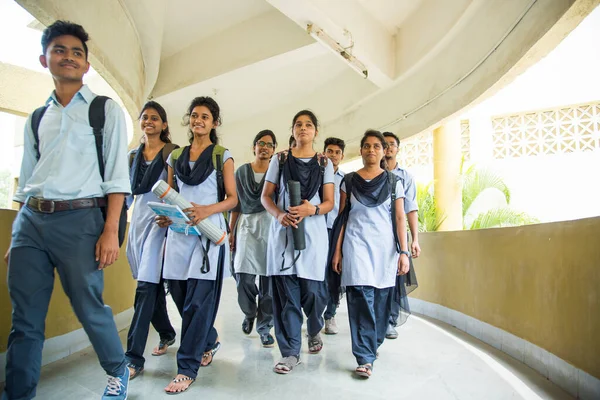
[162,151,232,281]
[233,211,272,275]
[126,165,168,284]
[264,155,334,281]
[340,179,405,288]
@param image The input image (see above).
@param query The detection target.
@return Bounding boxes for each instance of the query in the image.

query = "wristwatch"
[400,250,410,257]
[314,205,321,216]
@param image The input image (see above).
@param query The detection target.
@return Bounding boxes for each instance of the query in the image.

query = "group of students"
[123,99,422,393]
[1,20,419,400]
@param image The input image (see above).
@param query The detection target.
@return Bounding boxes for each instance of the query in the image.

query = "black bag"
[31,96,128,246]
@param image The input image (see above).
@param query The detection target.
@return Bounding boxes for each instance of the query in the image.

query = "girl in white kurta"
[230,130,277,348]
[331,130,411,379]
[158,97,237,395]
[261,110,334,374]
[125,101,179,379]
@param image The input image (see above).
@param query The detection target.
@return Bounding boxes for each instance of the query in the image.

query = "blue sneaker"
[102,366,129,399]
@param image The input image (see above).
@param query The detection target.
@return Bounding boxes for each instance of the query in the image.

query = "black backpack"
[31,96,128,247]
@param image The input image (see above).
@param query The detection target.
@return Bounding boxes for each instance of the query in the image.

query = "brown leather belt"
[26,197,107,214]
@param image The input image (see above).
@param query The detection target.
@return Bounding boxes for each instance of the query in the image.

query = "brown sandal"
[200,342,221,367]
[165,375,195,395]
[307,333,323,354]
[355,364,373,378]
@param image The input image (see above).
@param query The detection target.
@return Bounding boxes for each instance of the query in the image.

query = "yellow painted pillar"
[433,120,463,231]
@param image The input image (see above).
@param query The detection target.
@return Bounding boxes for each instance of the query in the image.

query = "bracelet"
[400,250,410,257]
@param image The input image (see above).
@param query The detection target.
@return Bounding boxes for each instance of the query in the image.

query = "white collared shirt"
[14,85,131,202]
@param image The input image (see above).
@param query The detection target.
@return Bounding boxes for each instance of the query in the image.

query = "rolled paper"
[152,180,227,246]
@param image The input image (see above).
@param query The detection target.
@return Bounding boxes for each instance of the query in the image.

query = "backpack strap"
[343,172,354,211]
[31,105,49,160]
[212,145,230,229]
[275,150,289,197]
[212,145,227,202]
[388,171,401,252]
[162,143,179,166]
[169,147,184,164]
[89,96,110,179]
[277,150,288,178]
[128,150,136,169]
[317,153,328,200]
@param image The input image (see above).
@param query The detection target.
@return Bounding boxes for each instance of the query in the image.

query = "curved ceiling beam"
[121,0,167,101]
[266,0,395,88]
[151,10,314,98]
[321,0,592,156]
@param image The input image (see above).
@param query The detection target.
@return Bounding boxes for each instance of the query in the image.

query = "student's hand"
[184,203,212,225]
[229,233,236,252]
[156,216,173,228]
[96,231,119,270]
[411,241,421,258]
[332,251,342,274]
[4,247,10,264]
[397,254,410,276]
[277,212,301,229]
[288,200,316,218]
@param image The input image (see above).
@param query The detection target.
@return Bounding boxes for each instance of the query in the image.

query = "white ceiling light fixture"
[307,23,368,79]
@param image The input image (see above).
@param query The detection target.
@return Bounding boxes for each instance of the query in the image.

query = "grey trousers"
[236,273,273,335]
[3,206,126,400]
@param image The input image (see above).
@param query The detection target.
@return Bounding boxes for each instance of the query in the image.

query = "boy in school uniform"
[382,132,421,339]
[322,137,346,335]
[3,20,130,400]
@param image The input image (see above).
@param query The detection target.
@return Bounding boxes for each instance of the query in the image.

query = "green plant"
[416,165,539,231]
[468,207,540,230]
[416,182,445,232]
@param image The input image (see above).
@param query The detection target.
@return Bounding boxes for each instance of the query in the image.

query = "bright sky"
[0,0,134,172]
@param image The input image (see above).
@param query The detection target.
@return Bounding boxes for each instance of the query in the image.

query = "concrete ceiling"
[356,0,423,33]
[13,0,597,163]
[160,0,273,59]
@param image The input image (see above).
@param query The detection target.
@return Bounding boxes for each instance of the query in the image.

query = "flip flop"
[201,341,221,367]
[165,376,195,395]
[355,364,373,378]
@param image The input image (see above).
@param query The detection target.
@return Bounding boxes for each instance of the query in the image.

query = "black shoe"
[242,317,255,335]
[261,333,275,348]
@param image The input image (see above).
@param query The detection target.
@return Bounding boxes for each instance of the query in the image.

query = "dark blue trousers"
[236,273,273,335]
[271,275,327,357]
[171,278,221,379]
[347,286,393,365]
[324,228,338,320]
[168,279,217,355]
[3,207,126,400]
[125,280,176,368]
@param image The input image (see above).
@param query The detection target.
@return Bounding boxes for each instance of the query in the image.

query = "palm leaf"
[468,207,539,230]
[462,168,511,217]
[416,182,445,232]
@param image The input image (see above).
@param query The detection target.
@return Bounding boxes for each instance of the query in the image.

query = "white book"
[147,202,200,236]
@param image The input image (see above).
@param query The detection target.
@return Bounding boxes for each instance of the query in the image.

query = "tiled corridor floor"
[3,279,573,399]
